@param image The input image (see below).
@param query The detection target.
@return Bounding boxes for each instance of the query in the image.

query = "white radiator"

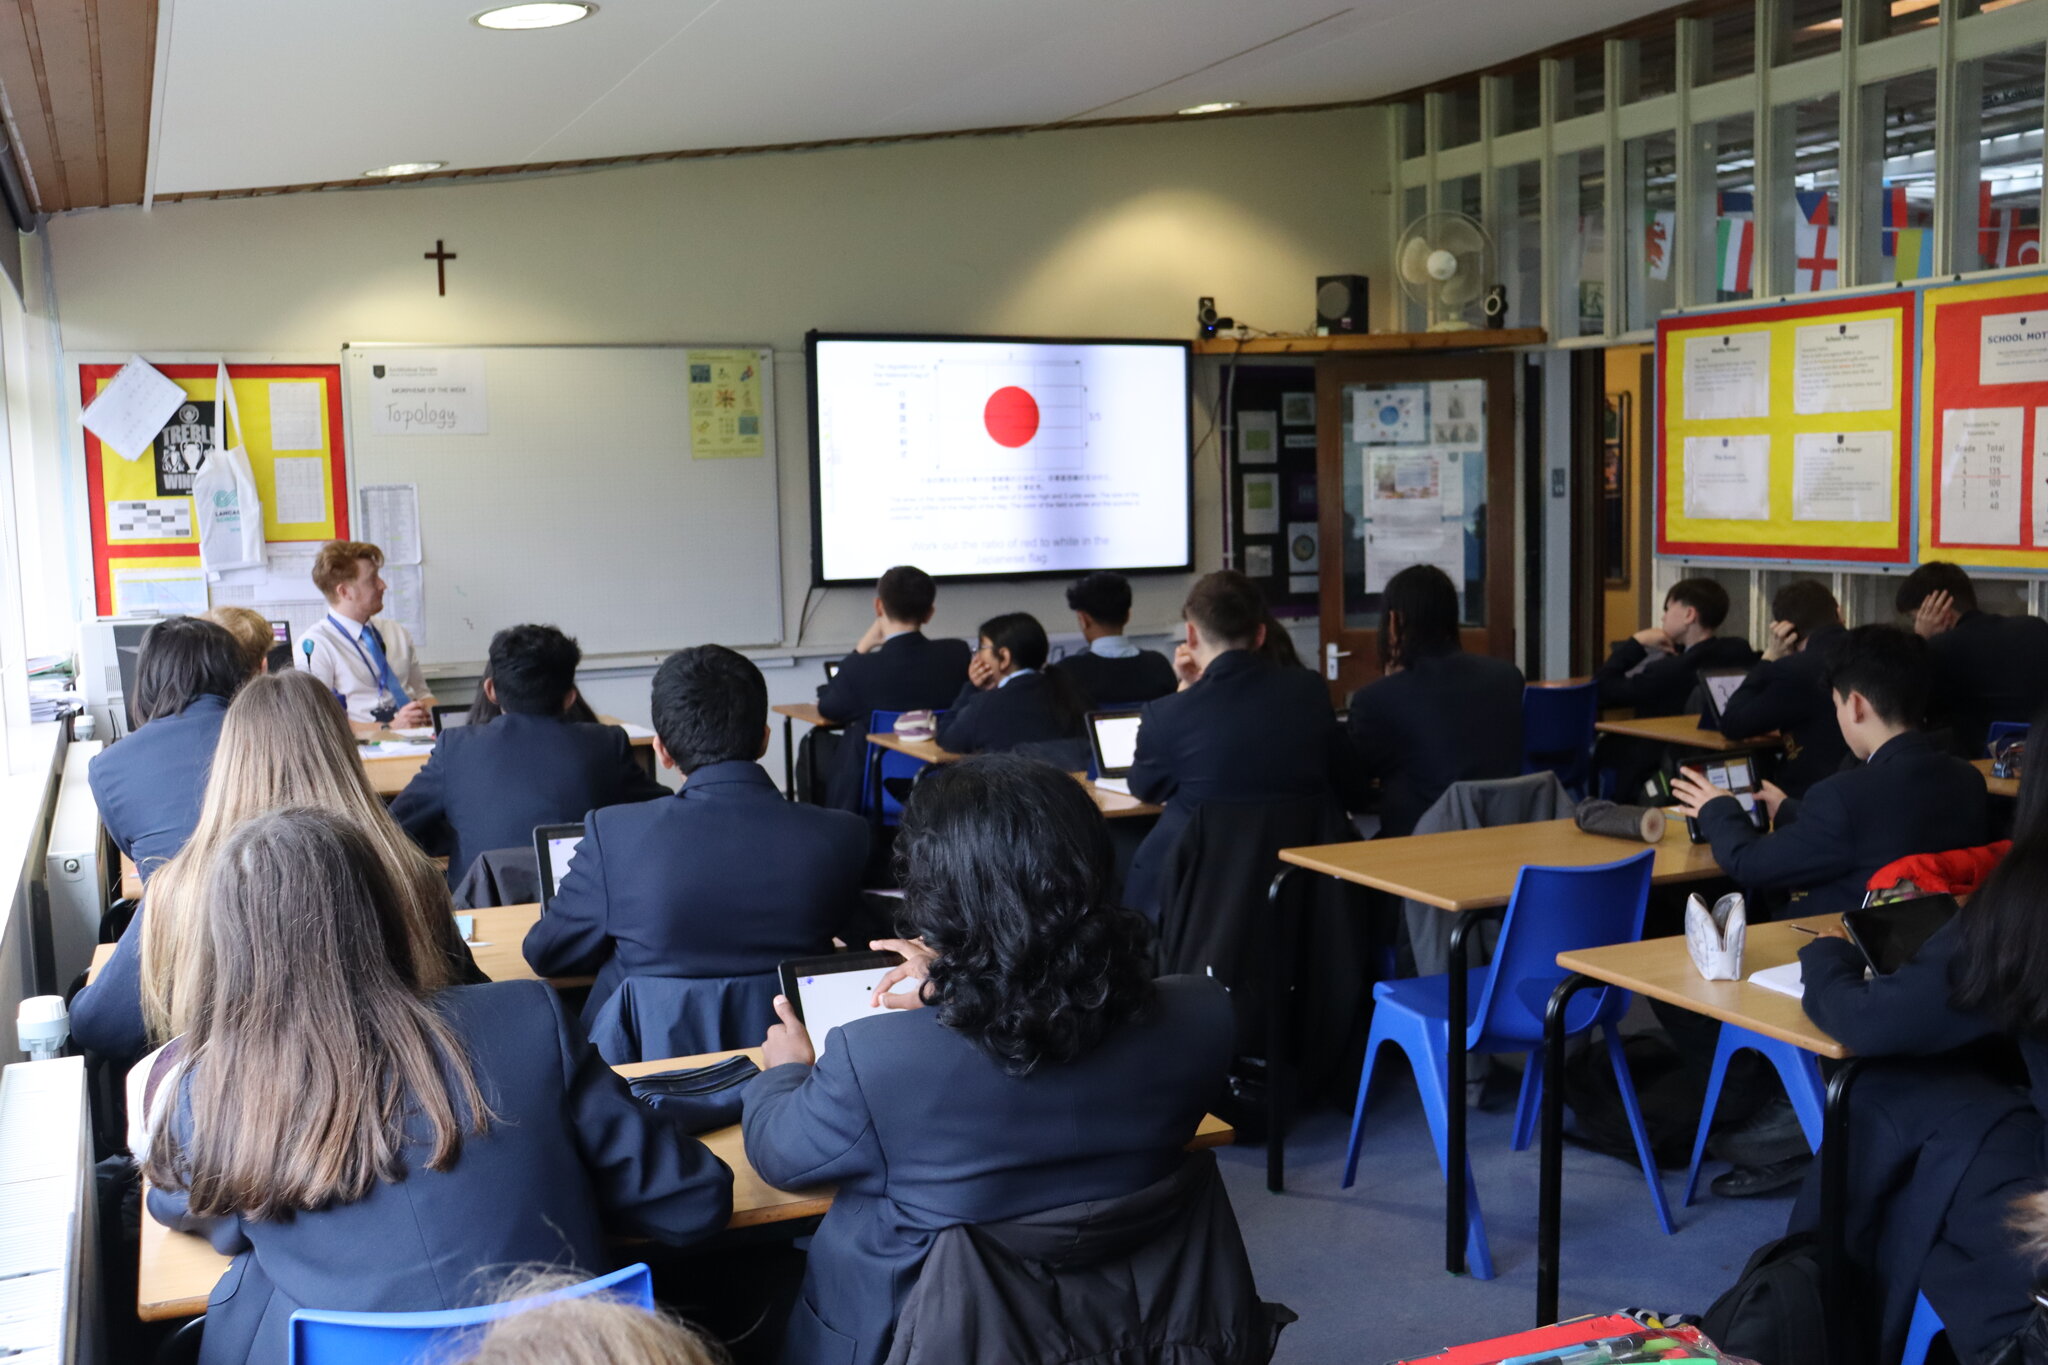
[0,1057,101,1364]
[43,743,106,987]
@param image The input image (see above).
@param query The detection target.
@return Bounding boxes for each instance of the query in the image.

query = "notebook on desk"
[1087,710,1143,795]
[1748,961,1804,998]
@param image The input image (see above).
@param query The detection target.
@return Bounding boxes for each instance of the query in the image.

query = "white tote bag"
[193,361,264,574]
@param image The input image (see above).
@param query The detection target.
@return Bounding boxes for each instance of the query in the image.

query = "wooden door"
[1315,352,1518,703]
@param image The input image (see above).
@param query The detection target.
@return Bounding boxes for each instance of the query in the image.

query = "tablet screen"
[1703,671,1747,717]
[546,834,582,890]
[791,961,920,1040]
[1091,713,1143,772]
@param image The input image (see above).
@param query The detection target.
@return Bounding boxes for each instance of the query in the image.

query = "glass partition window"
[1779,0,1842,64]
[1780,94,1842,295]
[1402,185,1430,332]
[1442,82,1483,149]
[1399,100,1426,160]
[1702,8,1757,83]
[1565,148,1607,336]
[1861,71,1938,285]
[1445,173,1484,221]
[1498,68,1544,135]
[1625,30,1678,102]
[1700,114,1759,302]
[1495,162,1544,329]
[1861,0,1940,38]
[1626,132,1680,331]
[1958,45,2045,273]
[1561,50,1607,118]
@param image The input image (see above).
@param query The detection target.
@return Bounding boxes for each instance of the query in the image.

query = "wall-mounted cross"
[424,240,457,296]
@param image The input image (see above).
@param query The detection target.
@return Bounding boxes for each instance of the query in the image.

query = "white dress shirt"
[301,612,429,722]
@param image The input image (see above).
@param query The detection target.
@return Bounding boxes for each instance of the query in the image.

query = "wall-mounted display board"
[1656,294,1915,564]
[1918,274,2048,570]
[79,360,350,617]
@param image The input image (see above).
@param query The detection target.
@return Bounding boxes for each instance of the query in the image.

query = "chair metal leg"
[1265,865,1299,1194]
[1445,909,1478,1275]
[1821,1059,1865,1365]
[781,715,796,802]
[1537,973,1593,1328]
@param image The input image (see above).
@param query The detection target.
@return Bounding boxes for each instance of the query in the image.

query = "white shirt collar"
[883,627,918,642]
[997,667,1036,688]
[327,611,369,642]
[1089,635,1139,659]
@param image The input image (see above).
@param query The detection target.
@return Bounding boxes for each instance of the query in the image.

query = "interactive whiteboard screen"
[808,333,1192,584]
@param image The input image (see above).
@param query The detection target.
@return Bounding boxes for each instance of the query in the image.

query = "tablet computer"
[1697,667,1752,732]
[779,950,914,1042]
[533,823,585,908]
[1842,894,1959,976]
[431,703,473,734]
[1086,710,1143,793]
[1681,752,1768,843]
[823,659,842,681]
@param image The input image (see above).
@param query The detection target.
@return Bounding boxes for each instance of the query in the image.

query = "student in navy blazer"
[142,810,730,1365]
[815,565,972,809]
[1897,562,2048,757]
[934,613,1086,757]
[524,645,870,1016]
[1675,625,1988,921]
[1049,571,1178,708]
[1718,581,1850,798]
[1125,572,1367,916]
[87,617,248,885]
[391,624,666,886]
[1595,577,1761,718]
[743,756,1237,1365]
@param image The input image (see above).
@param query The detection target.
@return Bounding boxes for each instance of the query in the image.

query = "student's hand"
[967,652,1001,691]
[1668,771,1724,817]
[1172,643,1203,689]
[867,938,936,1008]
[1811,919,1850,942]
[854,616,889,654]
[1632,628,1674,653]
[1757,780,1788,822]
[1913,590,1959,638]
[762,995,816,1068]
[1762,620,1798,662]
[394,700,431,729]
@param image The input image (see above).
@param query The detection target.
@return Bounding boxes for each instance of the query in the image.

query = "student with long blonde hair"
[144,808,732,1365]
[72,669,480,1063]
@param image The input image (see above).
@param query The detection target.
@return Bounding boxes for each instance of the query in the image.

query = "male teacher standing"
[302,540,434,726]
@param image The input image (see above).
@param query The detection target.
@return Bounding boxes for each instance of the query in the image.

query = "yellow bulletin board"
[1917,272,2048,570]
[82,362,349,615]
[1656,293,1915,564]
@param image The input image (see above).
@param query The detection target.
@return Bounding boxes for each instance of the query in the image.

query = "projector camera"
[1197,297,1233,340]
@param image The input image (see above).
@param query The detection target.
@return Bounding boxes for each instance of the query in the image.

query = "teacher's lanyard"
[325,615,381,684]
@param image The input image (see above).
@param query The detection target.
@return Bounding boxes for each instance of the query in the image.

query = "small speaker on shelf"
[1315,275,1369,334]
[1483,285,1507,328]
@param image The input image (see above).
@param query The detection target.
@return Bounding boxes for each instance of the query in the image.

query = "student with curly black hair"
[740,755,1236,1365]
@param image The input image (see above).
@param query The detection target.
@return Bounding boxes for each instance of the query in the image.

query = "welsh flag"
[1645,210,1675,281]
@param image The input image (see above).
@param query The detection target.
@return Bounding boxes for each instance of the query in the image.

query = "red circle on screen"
[983,386,1040,447]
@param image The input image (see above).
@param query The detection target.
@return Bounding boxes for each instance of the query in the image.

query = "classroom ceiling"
[2,0,1681,214]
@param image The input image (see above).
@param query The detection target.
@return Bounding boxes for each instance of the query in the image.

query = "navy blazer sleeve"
[1125,697,1178,805]
[387,748,450,846]
[933,681,986,753]
[521,818,614,978]
[742,1043,884,1190]
[1717,663,1803,742]
[1698,786,1856,893]
[815,656,865,724]
[1797,924,1990,1057]
[1596,639,1695,709]
[70,908,148,1062]
[607,729,669,805]
[88,757,138,863]
[541,983,733,1242]
[146,1185,252,1255]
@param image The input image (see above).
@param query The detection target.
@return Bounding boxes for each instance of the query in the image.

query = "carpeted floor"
[1212,1064,1797,1363]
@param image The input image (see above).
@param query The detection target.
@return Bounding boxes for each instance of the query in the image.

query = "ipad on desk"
[779,950,916,1042]
[431,703,472,734]
[823,659,842,681]
[1697,667,1752,731]
[1086,710,1144,796]
[1843,894,1959,976]
[1681,753,1768,843]
[533,823,585,908]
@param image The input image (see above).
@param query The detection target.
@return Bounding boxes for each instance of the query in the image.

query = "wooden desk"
[1974,757,2019,800]
[1593,713,1778,752]
[1539,918,1855,1349]
[1268,818,1730,1272]
[863,733,1161,819]
[772,702,840,804]
[138,1047,1234,1321]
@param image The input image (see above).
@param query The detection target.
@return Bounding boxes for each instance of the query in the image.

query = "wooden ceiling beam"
[0,0,154,213]
[0,0,68,211]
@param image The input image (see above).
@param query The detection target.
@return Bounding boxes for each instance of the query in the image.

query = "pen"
[1787,924,1820,936]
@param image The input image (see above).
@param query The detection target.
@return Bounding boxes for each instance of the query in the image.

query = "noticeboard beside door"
[1314,353,1517,705]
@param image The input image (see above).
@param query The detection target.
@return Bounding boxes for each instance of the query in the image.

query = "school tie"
[359,623,411,704]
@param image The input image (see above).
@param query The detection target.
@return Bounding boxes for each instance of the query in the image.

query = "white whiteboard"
[342,344,782,668]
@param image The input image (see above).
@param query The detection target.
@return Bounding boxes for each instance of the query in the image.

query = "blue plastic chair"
[1986,720,2030,758]
[864,709,946,827]
[1522,682,1600,799]
[1680,1023,1825,1205]
[1900,1291,1944,1365]
[288,1263,653,1363]
[1342,850,1672,1279]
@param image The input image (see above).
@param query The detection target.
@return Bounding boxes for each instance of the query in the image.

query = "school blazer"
[1695,730,1988,920]
[932,673,1081,755]
[1346,650,1526,840]
[1050,648,1179,709]
[1595,634,1759,717]
[87,693,229,884]
[742,974,1234,1365]
[815,631,973,809]
[1717,624,1850,798]
[389,713,667,887]
[147,981,732,1365]
[521,761,869,1015]
[1926,610,2048,757]
[301,613,429,722]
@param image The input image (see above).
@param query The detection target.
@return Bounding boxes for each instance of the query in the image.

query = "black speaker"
[1483,285,1508,328]
[1315,275,1369,334]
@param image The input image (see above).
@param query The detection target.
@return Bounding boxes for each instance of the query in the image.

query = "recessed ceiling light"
[363,162,447,178]
[474,2,596,30]
[1177,101,1243,116]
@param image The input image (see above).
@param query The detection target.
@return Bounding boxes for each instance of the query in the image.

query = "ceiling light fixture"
[1177,101,1243,116]
[363,162,447,178]
[474,2,596,30]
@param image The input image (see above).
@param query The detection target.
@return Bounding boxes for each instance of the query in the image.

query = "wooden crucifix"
[424,240,457,296]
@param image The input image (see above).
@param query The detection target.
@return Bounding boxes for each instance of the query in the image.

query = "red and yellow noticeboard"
[1918,274,2048,570]
[81,362,349,615]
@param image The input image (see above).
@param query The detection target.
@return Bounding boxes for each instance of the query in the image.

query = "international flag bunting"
[1879,184,1911,256]
[1979,181,2042,268]
[1715,216,1753,293]
[1794,189,1837,293]
[1893,229,1933,283]
[1645,210,1675,281]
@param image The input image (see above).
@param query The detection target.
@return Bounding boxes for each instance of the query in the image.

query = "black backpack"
[1700,1233,1833,1365]
[1561,1031,1702,1169]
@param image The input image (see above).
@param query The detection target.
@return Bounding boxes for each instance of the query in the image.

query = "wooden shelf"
[1193,328,1546,356]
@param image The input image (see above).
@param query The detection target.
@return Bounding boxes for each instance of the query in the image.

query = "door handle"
[1324,642,1351,681]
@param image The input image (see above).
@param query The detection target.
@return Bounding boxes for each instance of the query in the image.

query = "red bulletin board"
[81,362,349,616]
[1657,292,1916,564]
[1918,275,2048,569]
